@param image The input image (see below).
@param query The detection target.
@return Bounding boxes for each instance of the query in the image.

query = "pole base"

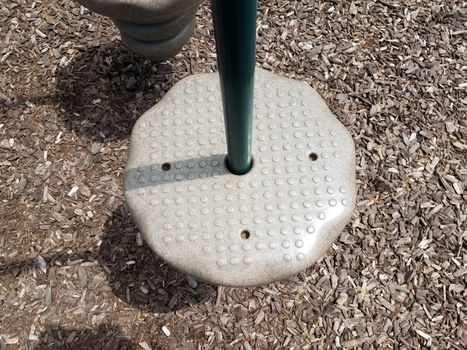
[124,69,356,287]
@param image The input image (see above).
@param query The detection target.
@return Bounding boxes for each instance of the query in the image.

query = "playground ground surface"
[0,0,466,349]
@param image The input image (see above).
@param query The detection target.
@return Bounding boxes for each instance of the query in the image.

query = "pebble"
[138,341,152,350]
[186,275,198,289]
[162,325,171,336]
[336,292,348,305]
[91,142,102,154]
[445,121,456,134]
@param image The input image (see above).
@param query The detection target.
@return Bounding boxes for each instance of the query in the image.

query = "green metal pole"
[211,0,256,175]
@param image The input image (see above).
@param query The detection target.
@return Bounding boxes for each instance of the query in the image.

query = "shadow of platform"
[1,42,181,141]
[0,205,216,313]
[54,43,178,141]
[36,323,135,350]
[98,205,216,313]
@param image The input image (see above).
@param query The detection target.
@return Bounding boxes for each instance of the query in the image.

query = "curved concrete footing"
[77,0,201,59]
[114,9,196,60]
[123,69,357,287]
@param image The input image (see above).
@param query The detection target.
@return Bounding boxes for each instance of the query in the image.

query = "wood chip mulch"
[1,0,466,349]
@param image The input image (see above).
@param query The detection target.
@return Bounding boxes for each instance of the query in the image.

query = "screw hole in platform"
[161,162,171,171]
[241,230,251,240]
[309,152,318,161]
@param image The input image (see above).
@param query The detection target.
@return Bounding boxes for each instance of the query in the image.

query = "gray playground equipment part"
[124,69,356,286]
[77,0,202,59]
[123,0,356,286]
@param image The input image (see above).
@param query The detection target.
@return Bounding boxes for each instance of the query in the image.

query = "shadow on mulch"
[0,206,216,313]
[36,323,135,350]
[98,205,217,313]
[3,42,179,140]
[54,43,177,140]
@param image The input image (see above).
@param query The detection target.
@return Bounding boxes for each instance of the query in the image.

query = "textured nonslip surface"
[124,69,356,286]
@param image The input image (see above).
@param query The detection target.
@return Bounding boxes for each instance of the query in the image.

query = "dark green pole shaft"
[211,0,256,175]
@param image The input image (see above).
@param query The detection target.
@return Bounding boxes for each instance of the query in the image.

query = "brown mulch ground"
[1,0,466,349]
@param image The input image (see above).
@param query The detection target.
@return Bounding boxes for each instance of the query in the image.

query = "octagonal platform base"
[124,69,356,287]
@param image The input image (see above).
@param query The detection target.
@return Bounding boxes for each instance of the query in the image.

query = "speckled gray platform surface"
[124,69,356,287]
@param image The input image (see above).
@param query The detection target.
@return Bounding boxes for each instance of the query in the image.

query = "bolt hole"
[161,162,171,171]
[240,230,250,240]
[309,152,318,161]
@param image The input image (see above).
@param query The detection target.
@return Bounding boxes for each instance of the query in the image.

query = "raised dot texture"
[124,69,356,287]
